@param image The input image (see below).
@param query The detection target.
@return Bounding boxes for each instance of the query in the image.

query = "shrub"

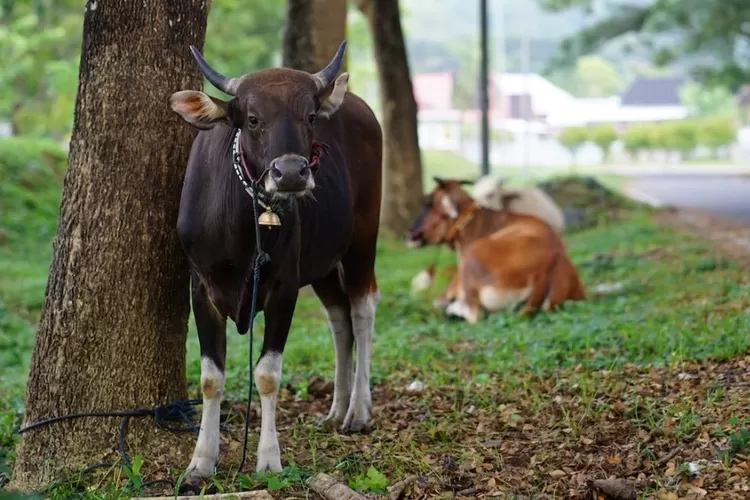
[696,117,736,157]
[558,126,589,164]
[622,125,651,159]
[590,124,618,161]
[661,121,698,158]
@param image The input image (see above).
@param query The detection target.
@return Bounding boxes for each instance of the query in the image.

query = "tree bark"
[282,0,316,72]
[311,0,348,72]
[12,0,208,490]
[362,0,423,236]
[284,0,348,73]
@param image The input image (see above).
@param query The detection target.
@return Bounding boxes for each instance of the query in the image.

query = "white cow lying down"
[471,175,566,234]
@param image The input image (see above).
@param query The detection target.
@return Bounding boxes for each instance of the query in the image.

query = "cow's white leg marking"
[479,285,533,311]
[188,357,225,478]
[344,292,378,431]
[254,352,283,472]
[323,304,353,422]
[446,300,472,320]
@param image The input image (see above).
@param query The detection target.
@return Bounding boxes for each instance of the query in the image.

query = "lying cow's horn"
[313,41,347,89]
[189,46,239,96]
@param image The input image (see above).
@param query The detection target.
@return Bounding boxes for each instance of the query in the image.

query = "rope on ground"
[18,398,202,490]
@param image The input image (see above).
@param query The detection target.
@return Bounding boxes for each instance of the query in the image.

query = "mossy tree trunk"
[12,0,208,490]
[356,0,423,236]
[284,0,348,73]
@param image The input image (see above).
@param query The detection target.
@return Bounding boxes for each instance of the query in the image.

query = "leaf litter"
[114,355,750,499]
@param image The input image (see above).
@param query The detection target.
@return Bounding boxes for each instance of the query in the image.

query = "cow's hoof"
[177,474,216,496]
[340,419,372,434]
[256,444,283,473]
[316,415,341,431]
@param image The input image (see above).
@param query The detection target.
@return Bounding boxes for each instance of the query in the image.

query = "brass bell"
[258,207,281,227]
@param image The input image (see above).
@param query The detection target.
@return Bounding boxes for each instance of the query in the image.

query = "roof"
[620,77,686,106]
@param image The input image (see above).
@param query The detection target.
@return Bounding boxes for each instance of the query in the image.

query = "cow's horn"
[313,41,347,89]
[189,46,239,96]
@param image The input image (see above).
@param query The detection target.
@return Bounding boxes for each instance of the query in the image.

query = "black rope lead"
[238,183,271,474]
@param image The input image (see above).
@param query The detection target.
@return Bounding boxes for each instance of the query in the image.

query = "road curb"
[623,186,665,208]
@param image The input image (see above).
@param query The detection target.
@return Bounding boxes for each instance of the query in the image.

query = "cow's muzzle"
[265,154,313,195]
[405,230,425,249]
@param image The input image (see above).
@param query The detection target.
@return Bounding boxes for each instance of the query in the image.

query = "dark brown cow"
[406,178,585,323]
[169,41,382,484]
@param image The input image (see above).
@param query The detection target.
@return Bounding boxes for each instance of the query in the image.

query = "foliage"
[0,3,82,138]
[349,465,388,495]
[696,117,737,152]
[680,81,739,119]
[660,121,698,155]
[575,55,623,97]
[345,8,378,99]
[540,0,750,89]
[558,126,589,157]
[448,34,480,110]
[0,0,288,135]
[0,138,67,251]
[201,0,285,99]
[589,124,618,159]
[621,124,652,155]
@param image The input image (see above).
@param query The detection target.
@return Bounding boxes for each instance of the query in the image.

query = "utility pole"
[496,0,505,148]
[520,1,532,182]
[479,0,490,176]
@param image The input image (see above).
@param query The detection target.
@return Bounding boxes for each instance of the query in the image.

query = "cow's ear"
[318,73,349,118]
[170,90,229,130]
[500,192,521,210]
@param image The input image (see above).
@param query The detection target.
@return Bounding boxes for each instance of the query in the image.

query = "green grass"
[2,141,750,498]
[199,212,750,400]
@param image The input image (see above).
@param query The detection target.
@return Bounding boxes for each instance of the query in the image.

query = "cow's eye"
[307,113,317,126]
[247,115,259,129]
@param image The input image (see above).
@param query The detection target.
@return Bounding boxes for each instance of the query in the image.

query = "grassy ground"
[2,141,750,498]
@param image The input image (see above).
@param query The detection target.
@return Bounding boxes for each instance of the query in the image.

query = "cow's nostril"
[270,167,283,181]
[299,166,310,178]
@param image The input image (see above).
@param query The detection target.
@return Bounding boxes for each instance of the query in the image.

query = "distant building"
[489,73,577,122]
[547,76,690,131]
[412,72,454,111]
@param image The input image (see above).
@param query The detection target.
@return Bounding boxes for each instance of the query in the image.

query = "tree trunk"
[283,0,316,72]
[361,0,423,236]
[12,0,208,490]
[311,0,348,72]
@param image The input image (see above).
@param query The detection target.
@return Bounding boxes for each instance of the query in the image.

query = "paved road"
[626,176,750,224]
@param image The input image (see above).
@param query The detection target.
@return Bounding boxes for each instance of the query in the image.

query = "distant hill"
[401,0,587,74]
[400,0,687,80]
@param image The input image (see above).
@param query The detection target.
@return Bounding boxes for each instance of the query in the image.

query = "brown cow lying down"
[405,177,585,323]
